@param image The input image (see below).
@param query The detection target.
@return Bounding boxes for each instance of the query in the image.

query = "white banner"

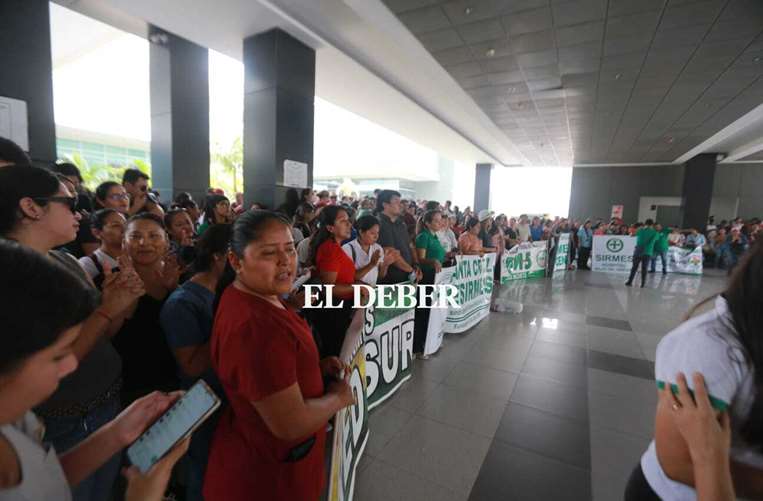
[666,246,703,275]
[593,235,703,275]
[423,266,455,356]
[444,253,496,333]
[554,233,570,277]
[592,235,636,273]
[500,241,548,282]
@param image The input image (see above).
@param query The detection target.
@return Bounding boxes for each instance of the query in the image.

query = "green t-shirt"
[636,226,659,256]
[415,230,446,269]
[655,228,670,252]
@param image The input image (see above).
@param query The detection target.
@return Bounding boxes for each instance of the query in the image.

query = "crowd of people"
[1,134,760,501]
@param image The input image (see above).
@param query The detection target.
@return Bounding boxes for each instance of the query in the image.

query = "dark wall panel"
[568,165,684,223]
[0,0,56,164]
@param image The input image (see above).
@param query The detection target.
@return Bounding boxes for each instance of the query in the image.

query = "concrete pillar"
[474,163,492,212]
[149,28,210,203]
[682,154,717,229]
[0,0,56,165]
[242,28,314,210]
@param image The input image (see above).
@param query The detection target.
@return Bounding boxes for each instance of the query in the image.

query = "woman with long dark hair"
[0,166,145,501]
[292,202,316,240]
[203,211,354,501]
[197,195,230,236]
[625,240,763,500]
[307,205,366,357]
[0,240,188,501]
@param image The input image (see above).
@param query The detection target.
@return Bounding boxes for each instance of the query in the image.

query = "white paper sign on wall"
[283,159,308,188]
[0,96,29,152]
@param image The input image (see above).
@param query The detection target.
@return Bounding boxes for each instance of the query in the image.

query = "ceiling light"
[614,73,622,80]
[485,48,496,57]
[464,6,473,15]
[665,136,674,144]
[507,86,516,94]
[754,56,761,63]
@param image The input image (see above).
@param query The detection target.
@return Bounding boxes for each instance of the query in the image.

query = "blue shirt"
[577,227,593,248]
[530,225,544,241]
[160,281,222,394]
[685,233,706,248]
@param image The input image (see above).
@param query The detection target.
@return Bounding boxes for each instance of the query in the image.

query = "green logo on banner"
[536,249,547,268]
[606,238,624,253]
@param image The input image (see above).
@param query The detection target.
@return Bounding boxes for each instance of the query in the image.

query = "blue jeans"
[43,398,122,501]
[650,251,667,272]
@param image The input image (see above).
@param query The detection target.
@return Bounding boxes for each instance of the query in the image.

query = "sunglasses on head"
[33,196,78,213]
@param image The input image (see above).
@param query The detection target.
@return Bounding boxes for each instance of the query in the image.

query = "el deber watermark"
[303,284,461,309]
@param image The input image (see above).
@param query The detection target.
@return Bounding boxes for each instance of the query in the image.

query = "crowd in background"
[1,135,760,501]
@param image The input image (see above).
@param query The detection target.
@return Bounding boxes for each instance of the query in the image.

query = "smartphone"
[127,380,221,473]
[656,379,729,412]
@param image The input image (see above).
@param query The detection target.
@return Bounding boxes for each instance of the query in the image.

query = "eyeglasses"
[33,196,77,213]
[107,193,130,201]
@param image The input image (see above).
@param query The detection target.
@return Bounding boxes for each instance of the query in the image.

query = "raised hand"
[155,253,181,291]
[101,256,145,318]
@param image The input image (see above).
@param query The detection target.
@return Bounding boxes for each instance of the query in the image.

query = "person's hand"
[155,253,181,291]
[320,357,348,380]
[433,261,442,273]
[286,290,306,310]
[369,249,381,266]
[123,437,190,501]
[327,374,355,408]
[100,257,145,318]
[663,372,731,466]
[108,391,182,447]
[415,268,423,282]
[383,248,397,264]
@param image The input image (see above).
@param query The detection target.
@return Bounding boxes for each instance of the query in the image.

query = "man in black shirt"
[376,190,421,284]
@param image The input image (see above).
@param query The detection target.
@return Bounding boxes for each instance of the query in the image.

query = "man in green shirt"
[626,219,659,287]
[650,223,670,274]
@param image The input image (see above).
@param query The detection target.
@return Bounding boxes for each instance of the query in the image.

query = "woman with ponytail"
[307,205,367,357]
[626,240,763,500]
[203,211,355,501]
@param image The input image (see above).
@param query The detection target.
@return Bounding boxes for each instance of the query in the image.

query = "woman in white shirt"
[342,215,396,286]
[625,240,763,500]
[78,209,125,288]
[0,240,188,501]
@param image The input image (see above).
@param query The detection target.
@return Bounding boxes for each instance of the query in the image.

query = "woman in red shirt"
[203,211,355,501]
[307,205,367,357]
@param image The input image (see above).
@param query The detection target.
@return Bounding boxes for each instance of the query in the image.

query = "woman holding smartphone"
[203,211,355,501]
[0,240,187,501]
[625,240,763,500]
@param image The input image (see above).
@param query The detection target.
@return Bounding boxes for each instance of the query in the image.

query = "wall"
[712,163,763,219]
[568,165,684,223]
[637,197,682,223]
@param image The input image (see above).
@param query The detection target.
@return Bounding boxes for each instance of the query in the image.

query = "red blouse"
[315,239,355,285]
[203,286,326,501]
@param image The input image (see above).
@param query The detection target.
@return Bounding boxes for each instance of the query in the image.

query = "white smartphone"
[127,380,221,473]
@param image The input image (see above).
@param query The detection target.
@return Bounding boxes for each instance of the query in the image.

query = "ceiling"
[382,0,763,166]
[53,0,520,166]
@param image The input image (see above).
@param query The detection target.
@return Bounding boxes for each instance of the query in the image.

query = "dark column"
[149,28,210,203]
[474,163,492,212]
[0,0,56,165]
[681,154,717,229]
[243,29,315,210]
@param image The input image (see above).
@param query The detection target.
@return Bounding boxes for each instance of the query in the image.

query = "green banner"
[553,233,570,277]
[328,311,370,501]
[362,288,416,410]
[500,242,548,282]
[444,253,495,333]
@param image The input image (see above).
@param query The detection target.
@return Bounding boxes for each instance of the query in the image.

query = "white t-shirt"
[517,223,531,242]
[291,226,305,245]
[436,229,458,252]
[296,236,311,271]
[641,295,759,500]
[342,239,383,286]
[77,249,119,280]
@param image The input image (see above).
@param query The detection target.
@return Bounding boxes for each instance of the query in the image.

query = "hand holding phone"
[127,380,221,474]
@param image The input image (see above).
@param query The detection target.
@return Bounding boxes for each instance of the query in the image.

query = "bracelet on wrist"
[93,308,114,323]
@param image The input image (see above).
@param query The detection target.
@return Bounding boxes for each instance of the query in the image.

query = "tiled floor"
[354,269,728,500]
